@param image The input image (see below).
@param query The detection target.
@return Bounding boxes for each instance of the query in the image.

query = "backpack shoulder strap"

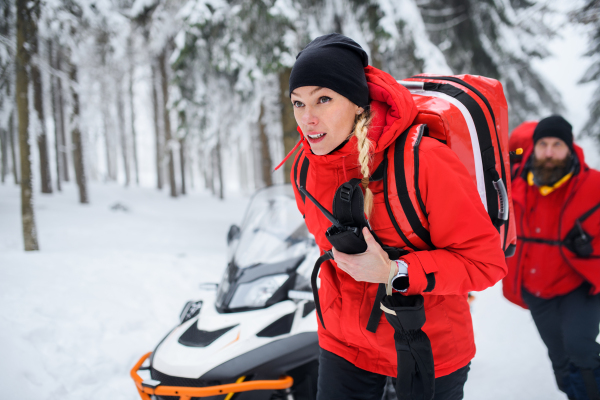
[293,148,310,205]
[579,200,600,223]
[385,124,435,250]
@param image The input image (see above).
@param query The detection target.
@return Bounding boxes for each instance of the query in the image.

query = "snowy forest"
[2,1,600,399]
[1,0,599,251]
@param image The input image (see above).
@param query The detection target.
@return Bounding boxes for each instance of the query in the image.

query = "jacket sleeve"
[401,141,508,296]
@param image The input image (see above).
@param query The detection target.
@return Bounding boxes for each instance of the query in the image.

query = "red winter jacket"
[290,66,507,378]
[503,145,600,308]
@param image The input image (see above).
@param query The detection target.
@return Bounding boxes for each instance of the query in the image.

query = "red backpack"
[395,75,516,256]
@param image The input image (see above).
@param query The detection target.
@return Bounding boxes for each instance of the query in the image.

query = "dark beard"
[531,154,572,186]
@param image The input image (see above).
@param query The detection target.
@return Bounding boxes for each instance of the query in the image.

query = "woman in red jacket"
[286,33,507,400]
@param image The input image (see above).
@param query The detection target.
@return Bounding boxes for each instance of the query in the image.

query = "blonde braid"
[354,110,374,218]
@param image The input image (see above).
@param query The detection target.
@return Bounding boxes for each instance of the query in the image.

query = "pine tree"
[417,0,563,129]
[572,0,600,145]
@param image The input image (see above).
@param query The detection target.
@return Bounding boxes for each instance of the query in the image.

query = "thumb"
[363,227,377,247]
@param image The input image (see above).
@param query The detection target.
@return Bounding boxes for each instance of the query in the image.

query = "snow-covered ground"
[1,183,567,399]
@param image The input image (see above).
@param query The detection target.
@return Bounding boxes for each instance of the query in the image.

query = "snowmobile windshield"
[233,185,314,269]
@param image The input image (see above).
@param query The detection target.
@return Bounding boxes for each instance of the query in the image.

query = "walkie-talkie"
[299,181,368,255]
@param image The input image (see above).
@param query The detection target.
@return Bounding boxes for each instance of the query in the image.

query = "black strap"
[333,179,363,227]
[293,149,305,202]
[370,159,386,182]
[311,251,333,329]
[580,201,600,223]
[382,151,419,251]
[395,127,435,249]
[414,125,428,218]
[367,284,387,333]
[299,157,310,203]
[519,236,562,246]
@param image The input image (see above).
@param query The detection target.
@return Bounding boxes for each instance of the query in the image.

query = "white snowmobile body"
[131,185,320,400]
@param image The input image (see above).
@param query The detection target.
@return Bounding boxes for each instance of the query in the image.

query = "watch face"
[392,275,409,291]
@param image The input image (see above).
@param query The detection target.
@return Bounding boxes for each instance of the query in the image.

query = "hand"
[332,227,397,283]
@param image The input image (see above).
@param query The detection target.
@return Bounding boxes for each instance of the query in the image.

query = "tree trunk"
[179,137,186,195]
[69,63,88,204]
[55,51,69,182]
[1,128,7,183]
[31,36,52,194]
[48,39,61,191]
[278,68,298,184]
[202,147,213,193]
[215,136,224,200]
[151,62,163,190]
[128,36,139,185]
[117,86,130,186]
[9,112,19,184]
[159,49,177,197]
[258,102,273,187]
[16,0,39,250]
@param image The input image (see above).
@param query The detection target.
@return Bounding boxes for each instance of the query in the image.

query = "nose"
[544,145,555,159]
[301,106,318,126]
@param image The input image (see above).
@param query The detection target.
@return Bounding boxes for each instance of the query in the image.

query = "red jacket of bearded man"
[503,144,600,309]
[290,66,507,379]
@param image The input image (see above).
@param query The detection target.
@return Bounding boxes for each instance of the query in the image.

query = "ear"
[356,107,364,115]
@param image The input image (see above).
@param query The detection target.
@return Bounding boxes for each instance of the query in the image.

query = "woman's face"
[290,86,362,156]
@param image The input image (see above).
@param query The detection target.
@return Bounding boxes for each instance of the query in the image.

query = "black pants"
[522,283,600,399]
[316,348,469,400]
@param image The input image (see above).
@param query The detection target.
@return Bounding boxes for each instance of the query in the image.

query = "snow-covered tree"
[418,0,563,129]
[572,0,600,145]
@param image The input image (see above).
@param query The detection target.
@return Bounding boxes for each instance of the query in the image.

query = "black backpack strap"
[579,201,600,223]
[394,125,435,249]
[311,251,333,329]
[332,178,364,227]
[293,149,310,206]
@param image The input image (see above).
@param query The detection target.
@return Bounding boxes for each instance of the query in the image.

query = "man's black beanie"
[289,33,369,108]
[533,115,574,149]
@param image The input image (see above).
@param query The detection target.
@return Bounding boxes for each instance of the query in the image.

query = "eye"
[318,96,332,104]
[292,100,304,108]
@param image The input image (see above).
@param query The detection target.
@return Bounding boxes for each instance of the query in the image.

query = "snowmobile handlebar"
[131,352,294,400]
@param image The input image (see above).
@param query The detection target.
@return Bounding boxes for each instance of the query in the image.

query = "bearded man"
[503,115,600,400]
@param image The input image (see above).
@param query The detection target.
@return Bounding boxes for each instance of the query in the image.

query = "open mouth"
[306,133,326,143]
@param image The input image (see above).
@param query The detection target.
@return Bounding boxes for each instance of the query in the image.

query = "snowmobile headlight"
[180,300,203,324]
[229,274,289,309]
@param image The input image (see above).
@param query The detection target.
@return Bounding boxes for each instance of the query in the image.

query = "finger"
[363,227,378,248]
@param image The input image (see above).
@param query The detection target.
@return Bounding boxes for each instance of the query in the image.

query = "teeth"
[308,133,325,139]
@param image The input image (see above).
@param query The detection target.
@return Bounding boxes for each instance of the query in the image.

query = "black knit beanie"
[533,115,574,149]
[289,33,369,108]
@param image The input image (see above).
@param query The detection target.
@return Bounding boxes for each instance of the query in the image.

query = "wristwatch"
[391,260,409,292]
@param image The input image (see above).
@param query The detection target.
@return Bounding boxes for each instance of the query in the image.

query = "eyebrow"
[290,86,325,97]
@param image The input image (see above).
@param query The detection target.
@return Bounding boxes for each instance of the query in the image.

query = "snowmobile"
[130,185,321,400]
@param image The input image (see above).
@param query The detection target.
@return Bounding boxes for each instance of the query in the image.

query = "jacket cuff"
[401,251,439,295]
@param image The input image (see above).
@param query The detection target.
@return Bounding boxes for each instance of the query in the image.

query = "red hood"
[509,121,537,153]
[295,66,418,165]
